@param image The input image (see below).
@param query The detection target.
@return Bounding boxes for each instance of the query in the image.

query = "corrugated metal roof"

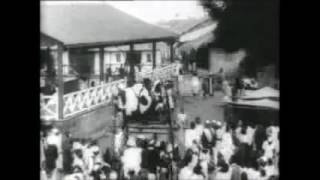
[41,3,177,47]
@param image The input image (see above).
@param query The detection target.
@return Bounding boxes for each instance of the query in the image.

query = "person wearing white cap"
[121,136,143,179]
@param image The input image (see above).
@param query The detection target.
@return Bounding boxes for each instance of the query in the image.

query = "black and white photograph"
[40,0,279,180]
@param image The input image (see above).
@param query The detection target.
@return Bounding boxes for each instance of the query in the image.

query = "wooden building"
[40,3,178,121]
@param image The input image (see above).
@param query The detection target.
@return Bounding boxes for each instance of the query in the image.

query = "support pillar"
[99,47,105,82]
[170,42,174,63]
[209,76,214,96]
[94,52,100,75]
[152,41,156,69]
[128,43,135,84]
[57,45,64,120]
[62,51,69,75]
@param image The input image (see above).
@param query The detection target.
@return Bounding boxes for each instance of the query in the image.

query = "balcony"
[40,63,178,121]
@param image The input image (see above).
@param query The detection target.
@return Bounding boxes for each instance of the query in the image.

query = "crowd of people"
[41,125,122,180]
[177,117,279,180]
[41,115,279,180]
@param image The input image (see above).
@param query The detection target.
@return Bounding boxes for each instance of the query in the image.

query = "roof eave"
[64,36,178,49]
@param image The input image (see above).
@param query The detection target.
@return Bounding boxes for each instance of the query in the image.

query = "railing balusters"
[41,64,176,121]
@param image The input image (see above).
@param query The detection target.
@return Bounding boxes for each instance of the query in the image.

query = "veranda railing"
[40,64,178,121]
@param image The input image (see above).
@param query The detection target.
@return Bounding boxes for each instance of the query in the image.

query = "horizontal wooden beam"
[65,37,177,49]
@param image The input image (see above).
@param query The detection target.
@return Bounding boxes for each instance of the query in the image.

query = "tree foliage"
[200,0,279,77]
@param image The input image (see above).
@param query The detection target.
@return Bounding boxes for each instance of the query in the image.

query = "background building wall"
[209,48,246,76]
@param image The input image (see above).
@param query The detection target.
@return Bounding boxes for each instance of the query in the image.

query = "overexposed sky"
[42,1,208,24]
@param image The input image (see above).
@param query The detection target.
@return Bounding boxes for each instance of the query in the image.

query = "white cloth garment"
[124,88,138,116]
[236,127,255,145]
[194,124,204,142]
[268,126,280,152]
[114,131,124,153]
[215,169,232,180]
[83,146,93,173]
[166,88,175,109]
[199,151,210,179]
[72,156,85,172]
[217,132,235,163]
[262,138,276,159]
[179,167,194,180]
[264,165,279,178]
[191,76,201,94]
[63,173,85,180]
[185,129,198,148]
[121,147,143,179]
[177,113,187,124]
[241,168,261,180]
[203,128,213,143]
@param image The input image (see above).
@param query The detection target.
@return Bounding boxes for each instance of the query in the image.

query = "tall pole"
[99,47,105,82]
[129,43,135,84]
[152,41,156,69]
[170,41,174,63]
[57,45,64,120]
[165,84,175,180]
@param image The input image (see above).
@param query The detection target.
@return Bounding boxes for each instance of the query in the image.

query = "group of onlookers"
[40,126,119,180]
[41,115,279,180]
[177,117,279,180]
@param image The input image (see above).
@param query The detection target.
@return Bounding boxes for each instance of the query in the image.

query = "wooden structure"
[40,3,178,121]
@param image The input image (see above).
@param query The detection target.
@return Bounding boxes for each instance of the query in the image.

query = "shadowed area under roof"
[41,3,178,46]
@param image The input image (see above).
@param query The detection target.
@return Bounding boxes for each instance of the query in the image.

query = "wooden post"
[62,51,69,75]
[152,41,156,69]
[129,43,135,81]
[99,47,105,82]
[209,76,213,96]
[57,45,64,120]
[170,42,174,63]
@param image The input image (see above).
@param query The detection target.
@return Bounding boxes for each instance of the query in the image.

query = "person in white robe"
[185,122,198,149]
[216,123,235,163]
[114,128,124,155]
[121,137,143,179]
[222,80,232,102]
[262,129,278,160]
[191,74,201,96]
[124,87,139,116]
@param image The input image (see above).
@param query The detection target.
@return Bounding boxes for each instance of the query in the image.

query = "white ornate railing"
[40,94,58,121]
[136,63,178,82]
[40,64,178,121]
[63,79,126,119]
